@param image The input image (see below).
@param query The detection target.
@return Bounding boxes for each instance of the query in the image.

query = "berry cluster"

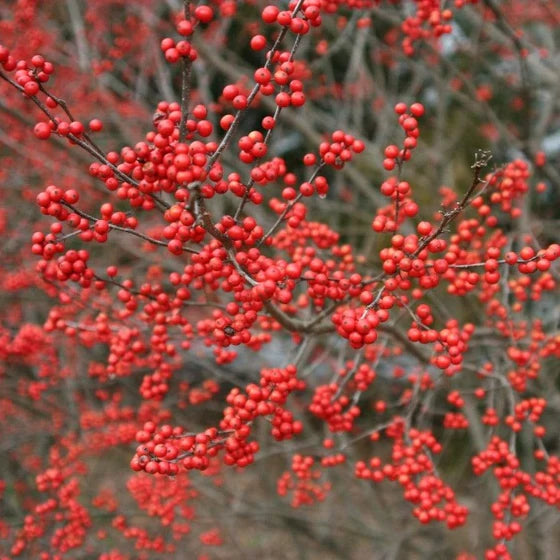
[131,365,304,473]
[319,130,365,170]
[382,103,424,171]
[277,454,331,507]
[1,0,560,558]
[332,306,381,349]
[356,426,468,529]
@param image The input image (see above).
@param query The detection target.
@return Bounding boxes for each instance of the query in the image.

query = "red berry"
[34,122,51,140]
[262,5,279,23]
[89,118,103,132]
[410,103,425,117]
[250,35,266,50]
[194,5,214,23]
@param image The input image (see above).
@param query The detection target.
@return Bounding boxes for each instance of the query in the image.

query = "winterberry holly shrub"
[1,0,560,558]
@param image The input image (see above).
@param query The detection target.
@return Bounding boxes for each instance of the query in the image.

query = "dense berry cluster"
[356,425,468,528]
[131,365,304,473]
[1,0,560,558]
[277,454,331,507]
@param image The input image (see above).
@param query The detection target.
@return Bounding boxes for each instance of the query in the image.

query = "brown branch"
[178,0,193,143]
[202,0,306,172]
[412,150,493,258]
[0,69,170,210]
[60,201,199,254]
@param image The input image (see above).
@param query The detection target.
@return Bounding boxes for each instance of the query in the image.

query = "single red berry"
[34,122,51,140]
[89,119,103,132]
[23,81,39,96]
[410,103,425,117]
[250,35,266,50]
[262,5,279,23]
[194,5,214,23]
